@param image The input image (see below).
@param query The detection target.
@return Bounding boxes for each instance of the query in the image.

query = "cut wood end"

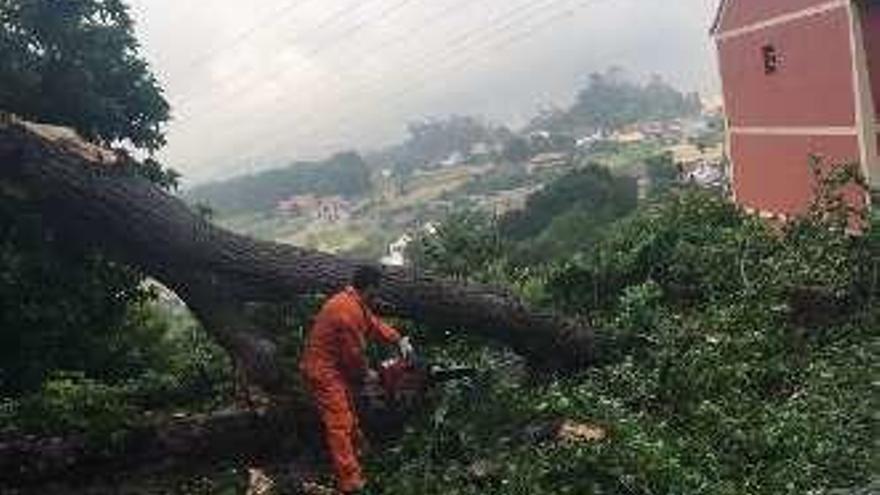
[557,420,607,443]
[0,112,119,166]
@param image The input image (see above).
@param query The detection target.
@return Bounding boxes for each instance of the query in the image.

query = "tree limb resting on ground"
[0,407,314,487]
[0,113,599,393]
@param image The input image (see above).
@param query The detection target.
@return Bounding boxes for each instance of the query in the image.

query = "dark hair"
[352,265,383,291]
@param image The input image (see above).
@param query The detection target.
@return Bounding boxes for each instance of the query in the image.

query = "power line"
[341,0,572,105]
[310,0,611,154]
[190,0,557,133]
[222,0,604,168]
[173,0,400,118]
[192,0,581,168]
[184,0,314,73]
[178,0,557,127]
[168,0,319,106]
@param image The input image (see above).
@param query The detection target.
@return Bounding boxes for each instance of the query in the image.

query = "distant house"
[611,130,647,144]
[576,131,605,150]
[666,143,724,168]
[683,163,727,189]
[667,143,704,168]
[276,194,350,223]
[470,142,492,158]
[527,152,569,174]
[314,196,351,223]
[528,130,552,142]
[380,223,438,266]
[490,185,544,215]
[702,94,725,115]
[381,233,413,267]
[638,121,668,140]
[276,194,317,216]
[439,151,466,168]
[712,0,879,216]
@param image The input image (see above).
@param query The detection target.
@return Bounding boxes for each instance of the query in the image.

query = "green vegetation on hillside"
[500,165,638,259]
[185,151,372,215]
[369,115,511,176]
[393,172,877,495]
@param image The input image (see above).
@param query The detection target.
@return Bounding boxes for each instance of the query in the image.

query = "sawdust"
[556,420,607,443]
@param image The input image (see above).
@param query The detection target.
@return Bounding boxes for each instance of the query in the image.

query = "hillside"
[184,151,371,216]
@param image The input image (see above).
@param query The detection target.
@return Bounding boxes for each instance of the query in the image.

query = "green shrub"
[13,372,133,441]
[407,209,505,281]
[371,173,878,494]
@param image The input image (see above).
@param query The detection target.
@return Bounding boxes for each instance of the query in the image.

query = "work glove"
[398,336,415,361]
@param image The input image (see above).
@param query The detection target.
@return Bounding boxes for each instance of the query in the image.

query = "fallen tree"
[0,407,311,487]
[0,114,599,393]
[0,403,593,488]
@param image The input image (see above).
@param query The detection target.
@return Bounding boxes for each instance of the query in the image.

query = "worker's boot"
[299,481,336,495]
[342,482,379,495]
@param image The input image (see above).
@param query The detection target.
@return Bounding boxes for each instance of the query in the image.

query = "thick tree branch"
[0,115,599,392]
[0,407,313,487]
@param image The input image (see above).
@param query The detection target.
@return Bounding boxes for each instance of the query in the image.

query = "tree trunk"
[0,407,314,488]
[0,114,599,393]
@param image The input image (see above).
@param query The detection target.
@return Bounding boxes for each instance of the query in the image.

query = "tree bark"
[0,407,580,488]
[0,115,598,393]
[0,407,315,488]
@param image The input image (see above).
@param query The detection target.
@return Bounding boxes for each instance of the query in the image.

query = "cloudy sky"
[127,0,721,184]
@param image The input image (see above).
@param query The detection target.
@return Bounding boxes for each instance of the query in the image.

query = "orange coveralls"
[300,286,401,493]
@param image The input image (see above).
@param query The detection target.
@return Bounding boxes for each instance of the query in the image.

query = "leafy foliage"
[407,209,504,281]
[500,164,639,261]
[0,0,176,404]
[372,167,877,495]
[0,0,169,150]
[0,0,212,428]
[1,304,232,439]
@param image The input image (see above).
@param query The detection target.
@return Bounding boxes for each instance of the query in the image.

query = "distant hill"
[365,115,513,176]
[184,151,371,216]
[528,69,702,135]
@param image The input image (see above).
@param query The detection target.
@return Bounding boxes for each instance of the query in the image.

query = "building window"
[762,44,779,74]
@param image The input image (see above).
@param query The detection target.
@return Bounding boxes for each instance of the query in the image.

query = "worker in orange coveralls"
[300,265,414,494]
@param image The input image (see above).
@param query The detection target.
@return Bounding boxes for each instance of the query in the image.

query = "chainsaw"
[360,355,477,413]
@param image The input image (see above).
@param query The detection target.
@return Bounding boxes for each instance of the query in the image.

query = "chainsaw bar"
[427,364,478,384]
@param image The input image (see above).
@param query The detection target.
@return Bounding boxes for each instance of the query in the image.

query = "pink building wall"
[718,8,855,129]
[714,0,874,215]
[861,7,880,120]
[717,0,833,33]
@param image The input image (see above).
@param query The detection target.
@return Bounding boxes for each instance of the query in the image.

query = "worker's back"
[300,288,366,379]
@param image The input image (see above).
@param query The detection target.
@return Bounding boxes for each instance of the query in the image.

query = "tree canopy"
[0,0,169,150]
[0,0,172,395]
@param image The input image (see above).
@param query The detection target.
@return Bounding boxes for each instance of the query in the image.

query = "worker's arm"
[367,313,401,344]
[368,313,416,360]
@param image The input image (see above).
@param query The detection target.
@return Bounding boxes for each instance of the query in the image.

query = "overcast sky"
[126,0,721,184]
